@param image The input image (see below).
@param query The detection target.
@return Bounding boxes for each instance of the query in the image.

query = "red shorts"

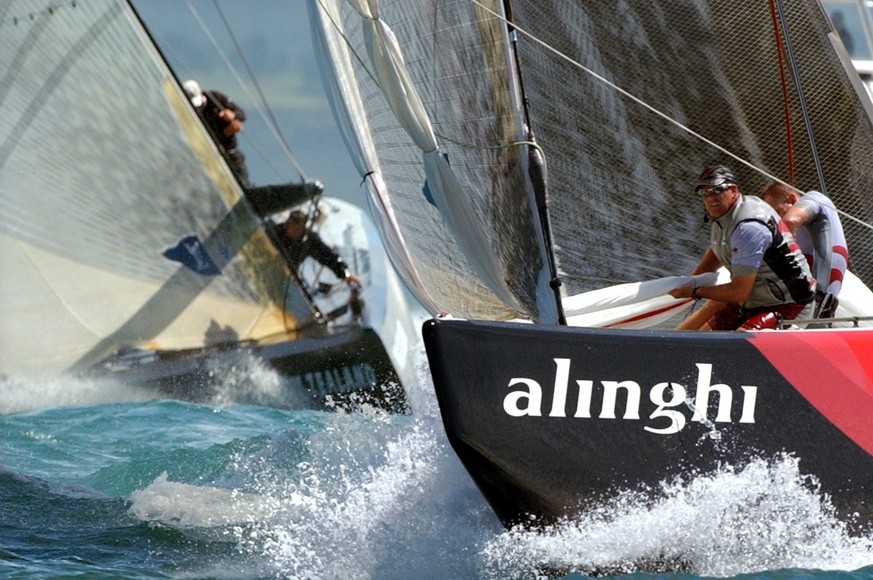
[709,303,808,331]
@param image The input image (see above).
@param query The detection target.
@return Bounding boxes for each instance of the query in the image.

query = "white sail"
[0,0,317,378]
[311,0,557,322]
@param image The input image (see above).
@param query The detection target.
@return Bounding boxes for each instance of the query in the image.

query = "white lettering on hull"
[504,359,758,435]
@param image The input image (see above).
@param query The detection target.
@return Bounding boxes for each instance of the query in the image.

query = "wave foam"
[480,455,873,577]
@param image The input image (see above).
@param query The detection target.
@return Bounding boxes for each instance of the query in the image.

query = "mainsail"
[311,0,873,323]
[0,0,320,378]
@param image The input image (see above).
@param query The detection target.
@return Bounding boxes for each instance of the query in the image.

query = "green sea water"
[2,366,873,579]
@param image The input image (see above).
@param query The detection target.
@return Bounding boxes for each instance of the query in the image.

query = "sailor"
[761,182,848,318]
[182,79,251,188]
[669,165,816,330]
[272,209,361,287]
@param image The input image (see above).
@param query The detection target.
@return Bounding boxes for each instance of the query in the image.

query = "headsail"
[0,0,315,378]
[311,0,559,322]
[312,0,873,323]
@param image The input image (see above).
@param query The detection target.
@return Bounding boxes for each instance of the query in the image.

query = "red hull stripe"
[605,299,691,327]
[749,330,873,455]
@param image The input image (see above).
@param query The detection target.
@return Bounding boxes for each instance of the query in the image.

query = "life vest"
[710,195,815,309]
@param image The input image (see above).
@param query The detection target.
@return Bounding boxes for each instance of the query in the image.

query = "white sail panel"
[311,0,552,321]
[0,1,305,378]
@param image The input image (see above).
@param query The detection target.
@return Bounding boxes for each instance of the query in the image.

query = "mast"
[503,0,567,325]
[773,0,829,195]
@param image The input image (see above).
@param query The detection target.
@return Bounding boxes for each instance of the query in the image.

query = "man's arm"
[695,219,771,303]
[691,273,756,303]
[781,204,812,234]
[672,220,769,303]
[669,247,722,300]
[691,247,721,275]
[670,272,756,303]
[307,234,352,280]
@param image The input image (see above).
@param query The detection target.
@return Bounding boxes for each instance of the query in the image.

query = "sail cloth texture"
[337,0,536,318]
[313,0,556,322]
[507,1,873,296]
[0,0,309,377]
[313,0,873,324]
[309,0,440,315]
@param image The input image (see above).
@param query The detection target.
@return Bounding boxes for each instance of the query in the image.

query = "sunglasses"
[697,184,734,197]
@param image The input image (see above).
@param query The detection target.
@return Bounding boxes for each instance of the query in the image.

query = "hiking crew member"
[670,166,816,330]
[761,183,848,318]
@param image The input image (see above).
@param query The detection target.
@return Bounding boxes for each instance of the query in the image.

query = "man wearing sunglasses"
[669,165,816,330]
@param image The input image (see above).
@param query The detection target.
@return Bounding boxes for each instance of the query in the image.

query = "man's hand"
[669,286,694,299]
[218,109,243,135]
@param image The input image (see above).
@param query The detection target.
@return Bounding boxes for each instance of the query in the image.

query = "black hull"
[423,318,873,531]
[89,325,406,413]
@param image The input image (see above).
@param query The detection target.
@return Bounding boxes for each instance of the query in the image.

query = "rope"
[768,0,796,186]
[180,0,308,182]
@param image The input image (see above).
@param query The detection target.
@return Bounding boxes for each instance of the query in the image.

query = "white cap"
[182,79,206,107]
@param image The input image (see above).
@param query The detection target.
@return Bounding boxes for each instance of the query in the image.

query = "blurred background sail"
[1,0,315,378]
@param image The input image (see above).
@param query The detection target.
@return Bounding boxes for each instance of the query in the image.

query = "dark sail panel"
[511,1,873,293]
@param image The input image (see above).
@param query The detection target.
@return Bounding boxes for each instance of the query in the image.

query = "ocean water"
[2,349,873,580]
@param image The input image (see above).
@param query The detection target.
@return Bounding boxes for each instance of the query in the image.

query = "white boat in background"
[0,0,411,412]
[310,0,873,540]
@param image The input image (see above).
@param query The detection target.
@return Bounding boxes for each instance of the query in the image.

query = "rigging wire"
[157,39,296,182]
[468,1,776,181]
[468,0,871,233]
[210,0,309,182]
[181,0,330,324]
[206,0,326,235]
[182,0,308,182]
